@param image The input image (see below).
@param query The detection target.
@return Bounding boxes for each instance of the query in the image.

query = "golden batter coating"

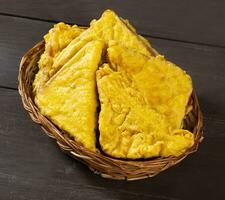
[52,10,157,72]
[97,64,194,159]
[107,44,192,129]
[33,22,84,93]
[33,10,194,158]
[35,41,104,151]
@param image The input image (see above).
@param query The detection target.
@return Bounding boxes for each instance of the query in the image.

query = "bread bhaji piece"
[33,22,84,93]
[107,44,193,129]
[33,10,194,158]
[35,40,104,151]
[97,65,194,159]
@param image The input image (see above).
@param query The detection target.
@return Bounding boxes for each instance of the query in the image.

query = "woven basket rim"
[18,40,203,180]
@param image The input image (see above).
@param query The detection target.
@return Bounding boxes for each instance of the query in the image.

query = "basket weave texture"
[18,40,203,181]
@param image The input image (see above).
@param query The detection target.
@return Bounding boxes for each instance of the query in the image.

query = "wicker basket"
[18,40,203,181]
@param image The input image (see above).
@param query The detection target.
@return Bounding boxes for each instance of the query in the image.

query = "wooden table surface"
[0,1,225,199]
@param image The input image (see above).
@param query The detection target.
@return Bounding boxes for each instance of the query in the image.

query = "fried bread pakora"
[107,44,193,129]
[96,65,194,158]
[33,22,84,93]
[35,40,104,151]
[33,10,194,158]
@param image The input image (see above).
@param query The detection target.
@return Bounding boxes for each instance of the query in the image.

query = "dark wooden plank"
[0,15,52,88]
[0,0,225,46]
[0,88,225,200]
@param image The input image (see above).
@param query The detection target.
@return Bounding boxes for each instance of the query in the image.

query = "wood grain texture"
[0,0,225,46]
[0,88,224,199]
[0,15,52,88]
